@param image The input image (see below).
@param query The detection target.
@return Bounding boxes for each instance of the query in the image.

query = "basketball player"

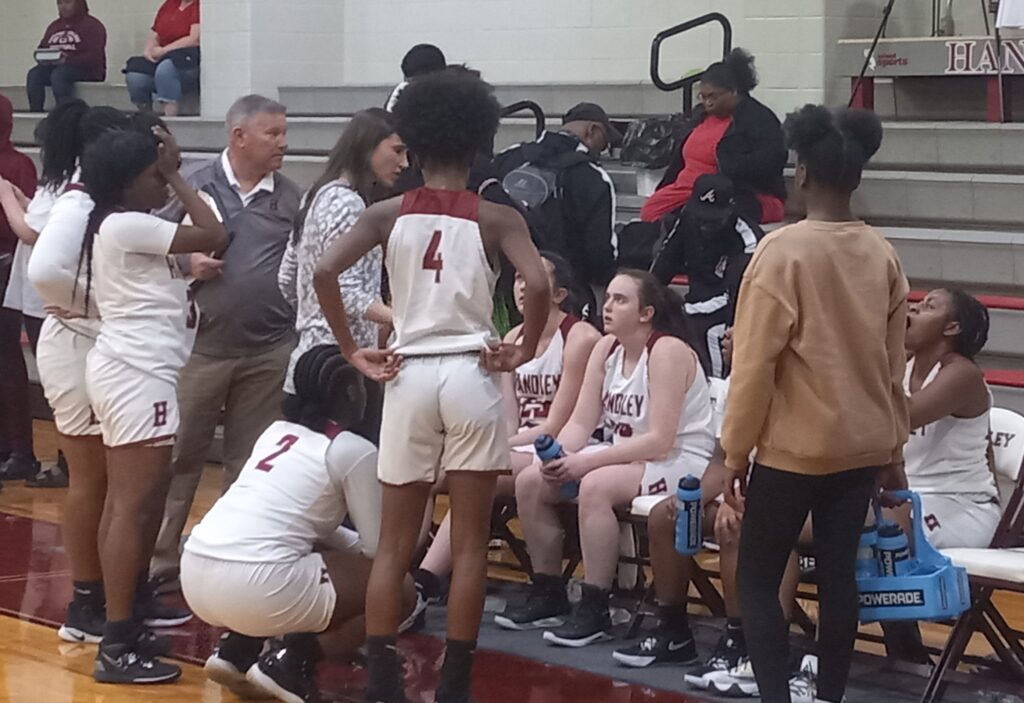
[500,270,714,647]
[80,126,227,684]
[183,345,415,703]
[314,69,550,703]
[414,252,600,603]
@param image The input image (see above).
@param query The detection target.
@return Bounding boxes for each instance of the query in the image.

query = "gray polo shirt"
[162,154,300,358]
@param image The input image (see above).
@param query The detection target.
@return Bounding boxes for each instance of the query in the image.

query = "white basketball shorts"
[920,494,1001,549]
[378,354,510,485]
[35,316,101,437]
[85,352,179,448]
[180,550,336,637]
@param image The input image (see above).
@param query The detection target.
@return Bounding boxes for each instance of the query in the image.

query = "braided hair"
[282,345,367,434]
[944,288,989,361]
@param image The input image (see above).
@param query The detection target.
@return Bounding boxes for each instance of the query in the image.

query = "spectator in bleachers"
[385,44,447,112]
[0,94,39,483]
[498,270,713,647]
[125,0,200,117]
[640,49,786,227]
[278,108,408,442]
[149,94,300,593]
[721,106,908,703]
[26,0,107,113]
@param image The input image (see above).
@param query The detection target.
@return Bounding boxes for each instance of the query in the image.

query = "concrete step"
[0,83,199,115]
[871,122,1024,174]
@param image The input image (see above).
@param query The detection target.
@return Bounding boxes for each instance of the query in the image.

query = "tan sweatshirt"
[721,219,910,476]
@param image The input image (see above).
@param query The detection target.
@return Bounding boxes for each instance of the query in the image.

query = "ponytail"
[617,269,692,343]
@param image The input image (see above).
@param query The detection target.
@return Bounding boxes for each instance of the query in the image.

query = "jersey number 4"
[256,434,299,472]
[422,230,443,283]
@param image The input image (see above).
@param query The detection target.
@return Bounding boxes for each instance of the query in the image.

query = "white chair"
[922,407,1024,702]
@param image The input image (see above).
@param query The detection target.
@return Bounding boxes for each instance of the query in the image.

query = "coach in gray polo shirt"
[150,95,300,585]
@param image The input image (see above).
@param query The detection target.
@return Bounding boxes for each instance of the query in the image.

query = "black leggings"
[737,463,878,703]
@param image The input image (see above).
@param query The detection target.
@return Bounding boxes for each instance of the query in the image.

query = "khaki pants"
[150,340,293,576]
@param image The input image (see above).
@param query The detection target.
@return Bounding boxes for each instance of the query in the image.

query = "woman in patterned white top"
[278,109,408,412]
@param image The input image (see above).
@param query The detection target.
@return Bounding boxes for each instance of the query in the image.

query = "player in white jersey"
[183,345,415,703]
[886,288,999,548]
[314,70,550,703]
[502,270,714,647]
[413,252,600,604]
[79,126,227,685]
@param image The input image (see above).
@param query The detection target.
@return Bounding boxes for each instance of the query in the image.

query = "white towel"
[997,0,1024,29]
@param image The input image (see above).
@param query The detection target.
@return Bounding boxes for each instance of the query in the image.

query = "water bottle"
[674,475,702,555]
[856,524,880,578]
[877,523,913,577]
[534,435,578,500]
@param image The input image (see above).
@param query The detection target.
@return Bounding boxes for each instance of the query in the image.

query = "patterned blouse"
[278,180,383,393]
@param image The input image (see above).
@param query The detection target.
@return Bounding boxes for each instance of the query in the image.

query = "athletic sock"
[435,639,475,703]
[658,603,692,640]
[72,580,105,609]
[103,618,137,647]
[413,568,443,601]
[365,635,404,703]
[218,631,265,667]
[726,618,747,652]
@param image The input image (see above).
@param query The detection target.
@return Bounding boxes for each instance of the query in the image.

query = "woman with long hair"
[278,108,407,440]
[80,126,226,684]
[498,270,714,647]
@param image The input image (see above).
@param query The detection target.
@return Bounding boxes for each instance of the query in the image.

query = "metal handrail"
[650,12,732,115]
[501,100,546,139]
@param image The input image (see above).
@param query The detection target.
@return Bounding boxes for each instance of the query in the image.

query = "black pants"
[26,64,96,112]
[738,463,879,703]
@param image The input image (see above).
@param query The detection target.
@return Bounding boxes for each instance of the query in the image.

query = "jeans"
[26,63,97,112]
[125,58,199,106]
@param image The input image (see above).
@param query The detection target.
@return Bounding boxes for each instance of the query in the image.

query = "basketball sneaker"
[0,453,39,481]
[135,591,192,627]
[788,654,820,703]
[541,584,612,647]
[684,630,746,689]
[58,601,104,644]
[246,644,321,703]
[93,642,181,684]
[612,631,698,667]
[205,632,270,699]
[494,574,570,630]
[704,656,758,697]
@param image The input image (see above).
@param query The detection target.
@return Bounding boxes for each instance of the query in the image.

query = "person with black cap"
[485,101,622,321]
[650,173,764,378]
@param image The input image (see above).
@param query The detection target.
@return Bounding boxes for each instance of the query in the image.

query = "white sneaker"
[788,654,821,703]
[705,657,758,697]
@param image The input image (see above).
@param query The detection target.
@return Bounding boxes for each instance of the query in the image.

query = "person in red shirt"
[25,0,107,112]
[640,49,787,226]
[0,94,39,482]
[125,0,200,117]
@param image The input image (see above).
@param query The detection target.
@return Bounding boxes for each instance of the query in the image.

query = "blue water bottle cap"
[678,475,700,491]
[878,523,904,539]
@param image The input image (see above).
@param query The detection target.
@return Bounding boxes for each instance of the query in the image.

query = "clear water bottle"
[674,475,702,556]
[877,523,913,577]
[534,434,577,500]
[856,524,880,578]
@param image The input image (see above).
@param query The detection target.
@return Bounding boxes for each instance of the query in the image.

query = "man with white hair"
[149,94,301,592]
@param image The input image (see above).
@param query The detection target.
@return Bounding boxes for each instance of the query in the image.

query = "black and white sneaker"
[58,601,105,644]
[704,657,758,697]
[541,584,612,648]
[684,631,746,689]
[206,631,269,698]
[788,655,820,703]
[93,643,181,684]
[246,646,320,703]
[135,627,173,659]
[399,589,428,634]
[494,576,570,631]
[136,593,192,628]
[612,632,698,667]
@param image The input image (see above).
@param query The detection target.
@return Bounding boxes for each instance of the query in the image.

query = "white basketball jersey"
[602,334,715,488]
[185,421,382,563]
[385,188,499,355]
[904,359,998,501]
[515,315,580,427]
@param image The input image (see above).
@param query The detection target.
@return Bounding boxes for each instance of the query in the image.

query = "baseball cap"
[563,102,623,147]
[688,174,736,221]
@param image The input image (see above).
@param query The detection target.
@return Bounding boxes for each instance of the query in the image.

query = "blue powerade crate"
[857,491,971,623]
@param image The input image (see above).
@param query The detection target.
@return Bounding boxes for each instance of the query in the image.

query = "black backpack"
[498,146,591,258]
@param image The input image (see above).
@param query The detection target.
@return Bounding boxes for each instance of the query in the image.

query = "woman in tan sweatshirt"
[720,105,909,703]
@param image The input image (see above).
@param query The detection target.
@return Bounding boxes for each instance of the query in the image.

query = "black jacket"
[485,131,617,289]
[658,96,787,212]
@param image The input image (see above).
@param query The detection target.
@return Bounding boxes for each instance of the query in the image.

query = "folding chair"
[921,407,1024,702]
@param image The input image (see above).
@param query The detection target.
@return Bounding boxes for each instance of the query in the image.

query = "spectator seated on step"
[124,0,200,117]
[26,0,107,112]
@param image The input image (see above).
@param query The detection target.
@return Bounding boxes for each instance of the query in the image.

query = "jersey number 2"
[256,434,299,472]
[422,230,443,283]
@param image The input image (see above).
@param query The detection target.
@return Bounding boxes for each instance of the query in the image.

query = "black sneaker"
[0,454,40,481]
[541,584,612,648]
[93,642,181,684]
[612,632,698,668]
[205,632,270,699]
[26,452,69,488]
[684,630,746,689]
[136,592,192,627]
[58,601,105,644]
[135,627,173,659]
[246,646,320,703]
[148,569,181,596]
[494,576,570,631]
